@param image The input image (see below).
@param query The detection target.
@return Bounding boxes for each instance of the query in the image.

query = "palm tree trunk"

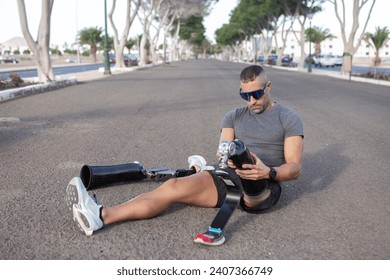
[17,0,55,82]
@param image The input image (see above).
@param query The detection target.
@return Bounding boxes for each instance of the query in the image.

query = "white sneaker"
[188,155,215,172]
[66,177,103,236]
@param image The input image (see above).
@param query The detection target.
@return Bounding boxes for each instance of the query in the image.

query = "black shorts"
[207,168,281,214]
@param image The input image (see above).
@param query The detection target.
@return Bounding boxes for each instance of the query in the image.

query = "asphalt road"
[0,59,389,260]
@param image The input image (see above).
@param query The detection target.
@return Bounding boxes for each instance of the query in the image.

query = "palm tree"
[305,26,336,56]
[125,38,137,53]
[78,27,103,63]
[364,26,390,67]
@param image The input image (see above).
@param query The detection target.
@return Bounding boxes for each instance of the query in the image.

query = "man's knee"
[160,177,181,192]
[160,172,214,197]
[157,178,192,205]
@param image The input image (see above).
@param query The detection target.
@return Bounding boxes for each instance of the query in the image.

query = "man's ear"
[266,81,272,91]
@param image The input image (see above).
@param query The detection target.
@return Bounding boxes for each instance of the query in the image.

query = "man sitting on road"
[66,65,304,246]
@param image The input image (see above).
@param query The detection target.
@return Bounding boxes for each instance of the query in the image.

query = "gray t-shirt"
[221,102,304,167]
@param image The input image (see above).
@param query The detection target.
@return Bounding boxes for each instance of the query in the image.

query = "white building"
[0,37,29,54]
[250,29,390,64]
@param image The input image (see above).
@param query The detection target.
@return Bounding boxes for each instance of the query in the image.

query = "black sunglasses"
[239,82,268,101]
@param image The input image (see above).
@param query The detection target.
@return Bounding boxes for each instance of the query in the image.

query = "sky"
[0,0,388,47]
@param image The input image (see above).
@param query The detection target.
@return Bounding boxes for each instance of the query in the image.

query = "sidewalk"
[58,63,158,82]
[269,64,390,87]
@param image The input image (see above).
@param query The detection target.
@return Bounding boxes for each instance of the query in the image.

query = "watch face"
[270,168,276,179]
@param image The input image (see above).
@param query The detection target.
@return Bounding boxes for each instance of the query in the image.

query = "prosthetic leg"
[80,162,196,190]
[193,167,242,245]
[194,140,253,246]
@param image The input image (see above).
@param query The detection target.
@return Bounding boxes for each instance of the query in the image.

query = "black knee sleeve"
[240,181,282,214]
[241,179,269,196]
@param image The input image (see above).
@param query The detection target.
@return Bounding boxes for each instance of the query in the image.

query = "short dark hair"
[240,65,267,83]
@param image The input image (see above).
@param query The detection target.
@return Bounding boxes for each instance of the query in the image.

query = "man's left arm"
[237,135,303,182]
[272,135,304,181]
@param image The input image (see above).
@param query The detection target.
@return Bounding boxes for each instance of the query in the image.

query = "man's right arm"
[219,128,235,142]
[216,128,236,163]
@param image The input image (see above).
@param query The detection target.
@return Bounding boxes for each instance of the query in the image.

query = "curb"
[98,63,156,73]
[0,78,77,103]
[0,63,159,103]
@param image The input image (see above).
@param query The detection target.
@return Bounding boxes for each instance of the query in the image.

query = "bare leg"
[102,171,218,225]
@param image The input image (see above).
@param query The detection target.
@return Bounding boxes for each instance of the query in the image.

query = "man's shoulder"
[274,103,301,118]
[222,107,248,127]
[225,106,248,117]
[274,103,304,135]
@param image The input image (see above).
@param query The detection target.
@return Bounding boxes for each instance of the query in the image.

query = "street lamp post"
[75,0,80,63]
[307,13,313,73]
[103,0,111,75]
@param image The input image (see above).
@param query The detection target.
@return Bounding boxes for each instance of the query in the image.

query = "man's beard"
[250,105,267,114]
[250,97,270,114]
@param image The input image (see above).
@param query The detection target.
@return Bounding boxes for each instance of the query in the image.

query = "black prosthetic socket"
[230,140,268,196]
[229,140,255,168]
[80,162,147,190]
[241,180,269,196]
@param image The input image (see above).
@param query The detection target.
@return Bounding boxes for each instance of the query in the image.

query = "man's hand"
[227,159,237,169]
[235,152,270,180]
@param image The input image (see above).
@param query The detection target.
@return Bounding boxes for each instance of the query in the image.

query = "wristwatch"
[269,167,277,180]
